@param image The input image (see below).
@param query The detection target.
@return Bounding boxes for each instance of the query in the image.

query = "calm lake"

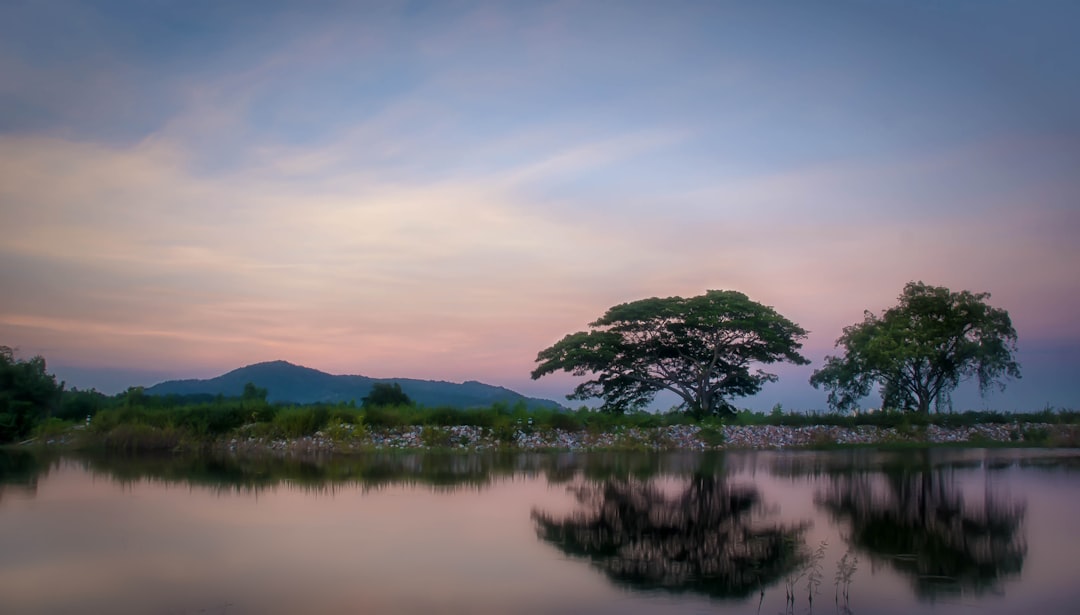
[2,448,1079,614]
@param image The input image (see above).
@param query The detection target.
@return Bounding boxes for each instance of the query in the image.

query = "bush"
[424,407,463,426]
[363,405,410,428]
[55,389,109,421]
[272,407,329,438]
[698,425,726,447]
[1021,426,1050,444]
[328,406,362,425]
[34,417,73,440]
[101,424,184,452]
[172,404,248,437]
[547,412,584,432]
[420,426,454,448]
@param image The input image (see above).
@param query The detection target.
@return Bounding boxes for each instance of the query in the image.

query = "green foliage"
[171,405,249,437]
[323,418,364,443]
[55,388,109,421]
[362,404,414,428]
[271,407,329,438]
[362,382,412,408]
[242,382,268,404]
[1020,426,1050,444]
[811,282,1021,414]
[34,417,73,440]
[327,406,362,425]
[420,426,454,448]
[698,425,726,446]
[91,400,258,441]
[532,290,808,417]
[0,346,62,442]
[547,412,584,432]
[101,424,185,452]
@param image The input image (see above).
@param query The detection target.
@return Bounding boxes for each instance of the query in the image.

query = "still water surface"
[1,448,1078,614]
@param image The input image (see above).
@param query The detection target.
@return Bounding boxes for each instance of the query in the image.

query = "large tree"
[531,290,809,417]
[810,282,1020,414]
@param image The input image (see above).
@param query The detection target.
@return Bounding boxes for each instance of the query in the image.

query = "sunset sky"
[2,1,1078,410]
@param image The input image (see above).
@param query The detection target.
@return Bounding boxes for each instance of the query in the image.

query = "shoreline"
[19,421,1075,456]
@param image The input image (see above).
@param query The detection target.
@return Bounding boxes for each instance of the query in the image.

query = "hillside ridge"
[145,360,563,410]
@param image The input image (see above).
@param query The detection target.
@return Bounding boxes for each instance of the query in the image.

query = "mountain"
[144,361,564,410]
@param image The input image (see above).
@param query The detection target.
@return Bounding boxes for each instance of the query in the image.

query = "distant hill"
[144,361,564,410]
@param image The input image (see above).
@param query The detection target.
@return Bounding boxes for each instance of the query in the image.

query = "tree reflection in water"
[533,475,809,599]
[816,459,1027,600]
[0,450,50,502]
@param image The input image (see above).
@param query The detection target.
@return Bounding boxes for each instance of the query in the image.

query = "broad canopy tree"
[531,290,809,417]
[810,282,1020,414]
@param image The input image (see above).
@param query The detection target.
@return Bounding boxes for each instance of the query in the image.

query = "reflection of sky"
[1,2,1078,409]
[1,452,1078,614]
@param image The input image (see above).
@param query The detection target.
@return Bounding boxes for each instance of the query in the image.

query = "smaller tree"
[810,282,1020,414]
[0,346,62,442]
[242,382,269,404]
[362,382,412,408]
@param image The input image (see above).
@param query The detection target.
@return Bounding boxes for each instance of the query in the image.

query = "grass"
[11,396,1078,453]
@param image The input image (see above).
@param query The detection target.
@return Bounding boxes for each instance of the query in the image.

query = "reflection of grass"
[835,549,858,612]
[46,450,722,495]
[784,539,826,611]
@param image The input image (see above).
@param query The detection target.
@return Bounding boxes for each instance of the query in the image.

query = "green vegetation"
[0,340,1075,451]
[0,281,1071,449]
[811,282,1021,414]
[9,384,1076,453]
[0,346,63,442]
[532,290,809,417]
[362,382,412,408]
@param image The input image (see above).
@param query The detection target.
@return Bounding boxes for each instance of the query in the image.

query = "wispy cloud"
[1,1,1078,408]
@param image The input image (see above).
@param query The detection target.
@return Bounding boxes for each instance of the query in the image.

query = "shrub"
[363,405,409,428]
[323,419,363,443]
[328,406,362,425]
[424,407,462,426]
[547,412,584,432]
[698,425,726,447]
[272,407,329,438]
[34,417,73,440]
[101,424,184,452]
[1021,426,1050,445]
[172,404,248,436]
[420,426,454,448]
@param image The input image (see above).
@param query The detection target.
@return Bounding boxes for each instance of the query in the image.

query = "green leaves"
[532,291,808,416]
[362,382,413,408]
[810,282,1020,413]
[0,346,62,442]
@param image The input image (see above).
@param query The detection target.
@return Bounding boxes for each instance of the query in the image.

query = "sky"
[1,0,1078,411]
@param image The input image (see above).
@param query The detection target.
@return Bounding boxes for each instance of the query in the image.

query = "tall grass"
[74,395,1078,452]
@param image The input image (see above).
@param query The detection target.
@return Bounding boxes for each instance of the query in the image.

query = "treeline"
[3,345,1078,447]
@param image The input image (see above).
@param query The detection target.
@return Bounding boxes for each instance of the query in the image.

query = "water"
[1,448,1079,614]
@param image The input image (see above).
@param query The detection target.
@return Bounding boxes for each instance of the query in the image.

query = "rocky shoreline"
[214,422,1077,455]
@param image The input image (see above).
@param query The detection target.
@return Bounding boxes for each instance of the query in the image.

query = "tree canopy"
[0,346,62,442]
[810,282,1020,414]
[362,382,412,408]
[531,290,809,417]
